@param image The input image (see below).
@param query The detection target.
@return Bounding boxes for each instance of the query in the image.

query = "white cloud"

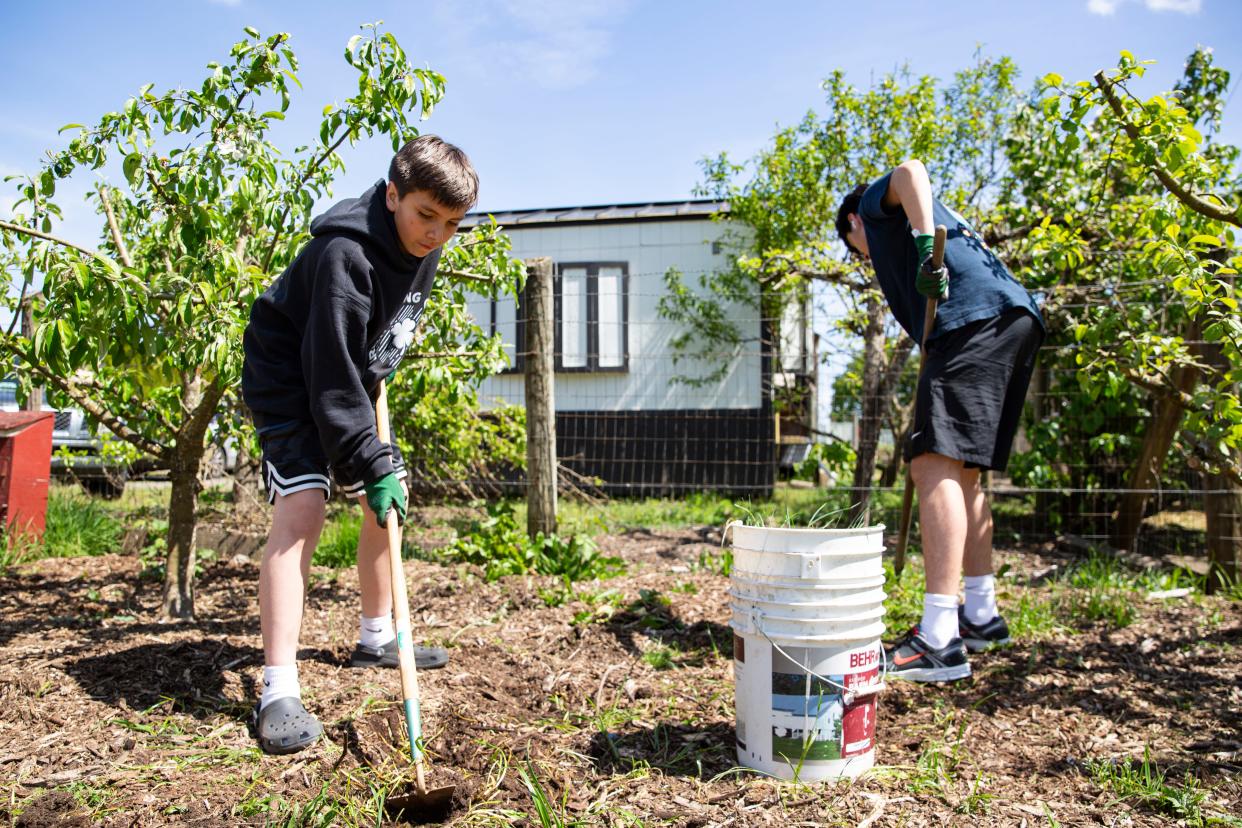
[207,0,242,6]
[432,0,632,89]
[1145,0,1201,11]
[1087,0,1201,14]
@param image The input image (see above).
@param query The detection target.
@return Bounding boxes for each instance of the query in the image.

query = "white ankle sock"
[359,613,395,648]
[260,664,300,710]
[920,593,960,650]
[963,574,997,626]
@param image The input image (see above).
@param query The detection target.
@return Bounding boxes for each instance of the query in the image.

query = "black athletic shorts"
[905,308,1044,471]
[256,420,407,504]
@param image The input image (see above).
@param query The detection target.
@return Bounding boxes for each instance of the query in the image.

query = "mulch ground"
[0,524,1238,826]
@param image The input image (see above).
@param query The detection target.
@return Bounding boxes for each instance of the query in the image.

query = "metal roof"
[461,199,728,230]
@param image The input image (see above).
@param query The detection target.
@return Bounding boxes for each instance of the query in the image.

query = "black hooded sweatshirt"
[242,180,439,487]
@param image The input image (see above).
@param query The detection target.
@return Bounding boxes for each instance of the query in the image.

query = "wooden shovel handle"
[894,224,948,577]
[375,380,427,791]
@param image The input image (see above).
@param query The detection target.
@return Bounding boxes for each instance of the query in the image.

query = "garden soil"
[0,521,1238,826]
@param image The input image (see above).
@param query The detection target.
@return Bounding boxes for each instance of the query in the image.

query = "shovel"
[374,379,455,815]
[893,225,947,577]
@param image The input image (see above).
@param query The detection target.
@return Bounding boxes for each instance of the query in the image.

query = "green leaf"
[1042,72,1063,87]
[57,122,84,134]
[1189,235,1221,247]
[123,153,142,186]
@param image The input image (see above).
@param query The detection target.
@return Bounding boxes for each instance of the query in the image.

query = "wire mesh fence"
[410,240,1237,569]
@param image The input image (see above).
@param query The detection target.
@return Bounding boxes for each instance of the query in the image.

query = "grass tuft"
[1084,747,1209,825]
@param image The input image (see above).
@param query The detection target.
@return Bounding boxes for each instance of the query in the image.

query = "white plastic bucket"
[728,523,886,781]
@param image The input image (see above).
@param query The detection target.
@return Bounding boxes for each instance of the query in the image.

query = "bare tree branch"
[97,186,133,269]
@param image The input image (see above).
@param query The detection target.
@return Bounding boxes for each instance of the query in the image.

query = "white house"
[463,200,815,496]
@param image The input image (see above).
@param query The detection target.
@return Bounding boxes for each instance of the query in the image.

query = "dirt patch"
[0,530,1238,826]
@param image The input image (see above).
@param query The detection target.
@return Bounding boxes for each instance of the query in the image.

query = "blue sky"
[2,0,1239,243]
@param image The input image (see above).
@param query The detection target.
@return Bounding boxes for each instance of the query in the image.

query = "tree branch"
[0,219,121,271]
[0,336,166,458]
[97,186,134,269]
[1094,71,1242,227]
[262,129,352,273]
[441,268,494,284]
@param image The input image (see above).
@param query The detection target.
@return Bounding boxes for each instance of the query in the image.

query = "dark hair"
[835,183,868,255]
[388,135,479,210]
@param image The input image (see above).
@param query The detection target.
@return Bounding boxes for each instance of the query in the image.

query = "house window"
[556,262,628,372]
[487,261,629,373]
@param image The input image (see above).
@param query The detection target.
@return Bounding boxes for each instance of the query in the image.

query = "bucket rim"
[728,521,887,537]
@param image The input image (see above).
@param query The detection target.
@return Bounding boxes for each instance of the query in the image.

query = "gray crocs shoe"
[252,696,323,755]
[350,639,449,670]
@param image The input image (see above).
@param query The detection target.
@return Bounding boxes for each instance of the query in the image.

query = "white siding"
[474,218,762,412]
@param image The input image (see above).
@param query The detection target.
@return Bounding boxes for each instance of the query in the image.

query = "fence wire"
[412,266,1235,562]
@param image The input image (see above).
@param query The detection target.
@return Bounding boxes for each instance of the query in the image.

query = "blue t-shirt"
[859,171,1043,343]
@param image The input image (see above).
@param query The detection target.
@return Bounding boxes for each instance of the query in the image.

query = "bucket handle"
[752,609,887,705]
[722,519,742,548]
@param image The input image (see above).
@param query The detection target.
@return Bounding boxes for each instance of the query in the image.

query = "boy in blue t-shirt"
[836,159,1044,682]
[241,135,475,753]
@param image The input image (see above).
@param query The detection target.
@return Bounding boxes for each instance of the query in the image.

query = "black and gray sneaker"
[957,605,1012,653]
[883,627,971,682]
[350,639,449,671]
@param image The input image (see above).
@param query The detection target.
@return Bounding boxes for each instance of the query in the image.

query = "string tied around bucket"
[752,609,887,706]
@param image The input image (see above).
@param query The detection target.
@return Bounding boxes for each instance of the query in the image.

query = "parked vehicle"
[0,379,130,498]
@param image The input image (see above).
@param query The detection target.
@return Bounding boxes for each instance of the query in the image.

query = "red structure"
[0,411,54,539]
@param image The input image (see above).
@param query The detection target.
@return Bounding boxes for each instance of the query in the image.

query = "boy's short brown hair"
[388,135,479,209]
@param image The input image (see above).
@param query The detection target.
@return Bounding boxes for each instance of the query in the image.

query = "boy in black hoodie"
[241,135,476,754]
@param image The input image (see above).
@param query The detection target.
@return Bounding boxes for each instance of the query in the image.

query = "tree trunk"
[1204,468,1242,594]
[1112,321,1200,552]
[879,430,903,489]
[231,438,264,518]
[162,377,225,620]
[848,292,888,524]
[524,257,557,538]
[163,450,202,620]
[1196,305,1241,593]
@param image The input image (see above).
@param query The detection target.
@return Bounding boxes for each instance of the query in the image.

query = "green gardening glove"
[364,472,407,527]
[913,232,948,299]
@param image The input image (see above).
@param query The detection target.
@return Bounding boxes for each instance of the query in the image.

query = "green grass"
[1085,748,1210,825]
[44,486,124,557]
[312,511,360,569]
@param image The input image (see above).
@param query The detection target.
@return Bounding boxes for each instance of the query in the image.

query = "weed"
[1006,592,1066,641]
[693,546,733,576]
[1055,552,1141,628]
[956,772,994,815]
[1085,747,1208,825]
[643,645,677,670]
[882,555,925,632]
[518,763,578,828]
[0,528,39,572]
[448,502,623,583]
